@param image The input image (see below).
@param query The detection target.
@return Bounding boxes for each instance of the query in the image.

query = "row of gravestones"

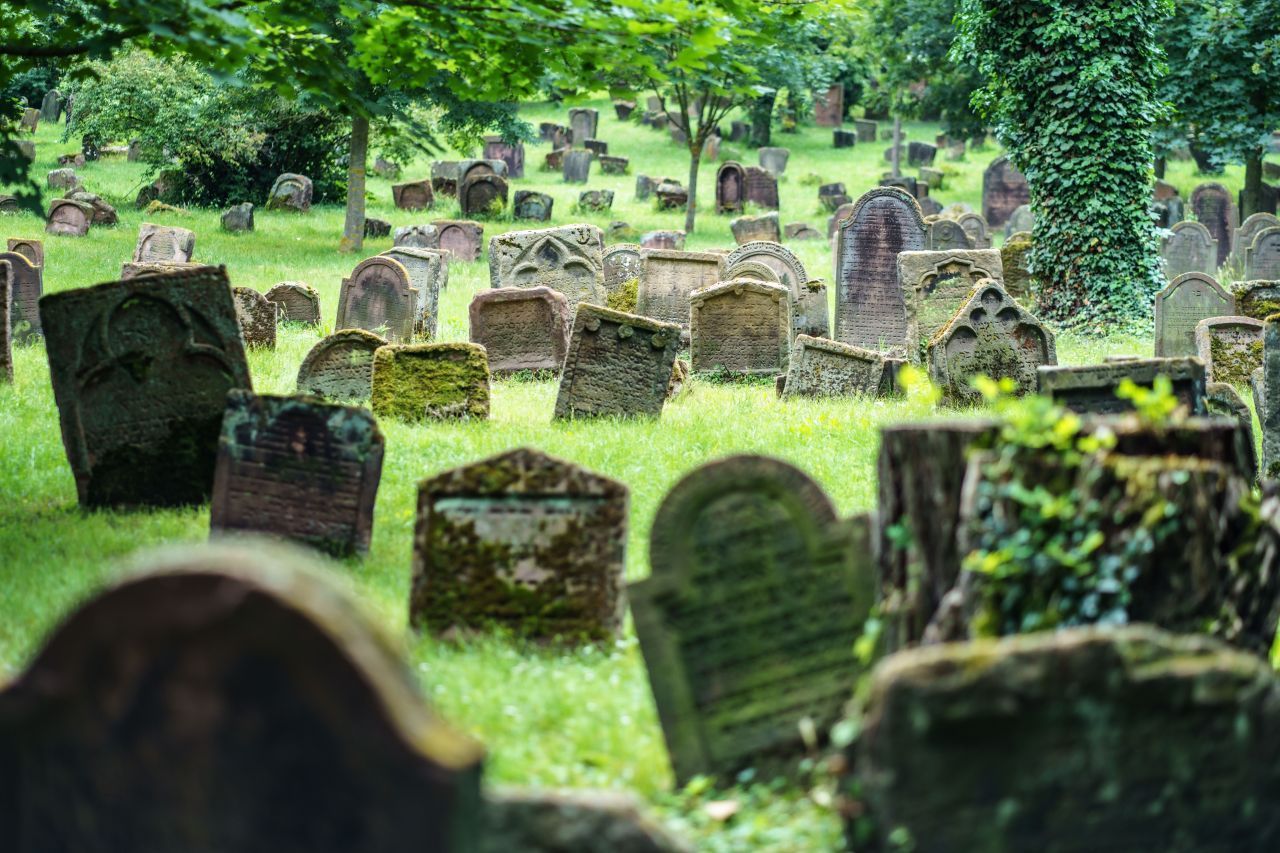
[1162,210,1280,281]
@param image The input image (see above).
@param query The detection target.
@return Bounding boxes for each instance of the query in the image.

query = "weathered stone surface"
[220,201,254,232]
[1154,272,1234,357]
[39,265,252,507]
[781,335,898,399]
[210,392,384,555]
[1162,220,1219,279]
[1205,382,1256,477]
[835,188,927,355]
[1232,212,1280,268]
[757,147,789,176]
[607,221,639,242]
[134,222,195,264]
[854,119,877,143]
[482,135,525,178]
[743,167,779,210]
[907,141,936,167]
[723,241,825,340]
[1003,203,1035,238]
[513,190,554,221]
[851,626,1280,852]
[365,217,391,238]
[392,179,435,212]
[636,249,723,329]
[395,224,440,249]
[459,174,508,218]
[563,150,593,184]
[1246,226,1280,281]
[373,156,400,179]
[833,129,856,149]
[599,154,629,175]
[370,342,490,422]
[430,161,461,197]
[0,261,10,381]
[602,244,643,310]
[487,224,605,310]
[899,248,1004,359]
[689,279,790,376]
[1191,181,1237,268]
[927,279,1056,402]
[715,162,747,214]
[544,148,569,172]
[39,89,61,122]
[1195,315,1263,386]
[6,238,42,268]
[411,448,627,642]
[635,174,657,201]
[296,329,386,401]
[640,230,685,250]
[265,172,312,212]
[0,542,483,851]
[632,456,875,784]
[336,256,416,342]
[469,287,571,375]
[569,107,599,143]
[654,182,688,211]
[729,212,780,245]
[482,789,691,853]
[232,287,277,349]
[433,220,484,262]
[583,139,608,156]
[953,212,990,249]
[577,189,614,212]
[554,304,680,419]
[1038,357,1208,414]
[0,250,42,341]
[45,198,92,237]
[785,222,822,241]
[919,167,944,189]
[981,155,1030,228]
[925,217,972,251]
[381,246,449,340]
[1263,318,1280,479]
[46,168,77,190]
[265,281,321,325]
[1000,234,1034,302]
[65,189,118,226]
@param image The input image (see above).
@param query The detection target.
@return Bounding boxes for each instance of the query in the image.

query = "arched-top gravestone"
[45,198,92,237]
[0,543,483,852]
[1190,182,1237,268]
[433,220,484,262]
[834,187,926,355]
[1162,220,1219,280]
[381,247,449,340]
[264,281,322,325]
[266,172,313,213]
[0,250,42,341]
[1232,213,1279,267]
[715,162,747,215]
[743,166,779,210]
[982,156,1030,228]
[134,223,196,264]
[6,237,43,267]
[459,174,508,218]
[955,212,992,249]
[489,225,605,309]
[926,218,972,251]
[631,455,875,784]
[392,179,435,211]
[899,249,1004,357]
[724,241,826,339]
[512,190,553,222]
[336,256,416,342]
[568,107,598,143]
[1154,272,1234,358]
[602,244,644,305]
[1245,226,1280,282]
[296,329,387,401]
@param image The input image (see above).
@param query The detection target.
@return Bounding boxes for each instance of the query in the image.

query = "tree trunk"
[891,116,902,179]
[749,92,775,148]
[339,115,370,254]
[1242,150,1263,219]
[1154,156,1166,180]
[684,146,701,234]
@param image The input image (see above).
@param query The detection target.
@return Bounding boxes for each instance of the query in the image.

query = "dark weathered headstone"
[433,220,484,262]
[430,161,461,197]
[47,169,78,191]
[1191,182,1237,268]
[45,199,92,237]
[381,246,449,340]
[512,190,554,222]
[459,174,508,218]
[364,217,391,239]
[544,148,568,171]
[568,107,599,143]
[6,238,43,268]
[488,224,605,310]
[1195,315,1263,386]
[336,256,416,342]
[232,287,277,349]
[39,266,252,507]
[457,159,507,188]
[296,329,386,401]
[1154,272,1234,357]
[1204,381,1257,477]
[613,100,636,120]
[730,212,781,245]
[582,139,608,156]
[1233,280,1280,322]
[221,202,254,232]
[743,167,779,210]
[635,174,656,201]
[563,150,593,184]
[833,129,856,149]
[757,147,789,176]
[982,155,1030,228]
[1245,226,1280,281]
[907,141,937,167]
[599,155,629,176]
[715,162,747,214]
[781,335,898,399]
[1162,220,1219,279]
[828,202,856,239]
[632,456,874,784]
[66,190,118,226]
[1231,212,1279,269]
[655,182,689,211]
[818,182,850,212]
[1038,357,1207,415]
[577,189,614,213]
[0,250,42,341]
[469,287,571,375]
[265,281,321,326]
[926,218,972,251]
[370,342,490,422]
[134,222,195,263]
[899,249,1004,358]
[554,304,681,419]
[482,135,524,178]
[265,172,312,212]
[1003,203,1035,239]
[392,179,435,212]
[637,249,723,330]
[689,279,790,376]
[394,224,440,249]
[39,89,61,122]
[210,392,384,555]
[855,119,877,143]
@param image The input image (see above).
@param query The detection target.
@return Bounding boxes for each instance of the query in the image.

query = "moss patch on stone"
[370,343,490,422]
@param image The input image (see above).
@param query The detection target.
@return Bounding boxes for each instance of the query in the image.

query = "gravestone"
[232,287,277,349]
[632,456,874,784]
[296,329,387,401]
[430,161,460,197]
[120,261,203,280]
[39,265,252,507]
[744,167,779,210]
[459,174,508,218]
[433,220,484,262]
[67,190,118,226]
[635,174,656,201]
[613,100,636,120]
[1231,212,1279,268]
[583,139,608,156]
[134,222,196,263]
[655,182,689,211]
[1263,318,1280,479]
[1190,182,1237,268]
[814,85,844,127]
[221,202,254,232]
[392,179,435,211]
[1000,234,1034,301]
[599,154,629,175]
[715,162,747,214]
[1245,227,1280,281]
[1153,179,1184,228]
[899,249,1004,358]
[724,241,825,339]
[373,156,400,179]
[18,108,38,132]
[39,89,61,122]
[0,545,483,851]
[488,224,605,309]
[381,246,450,340]
[636,249,723,329]
[411,447,628,643]
[730,212,781,245]
[265,172,312,212]
[1204,382,1257,478]
[828,202,856,238]
[758,147,789,176]
[513,190,554,221]
[781,335,898,399]
[982,155,1030,228]
[907,141,937,167]
[689,279,790,376]
[370,342,490,422]
[927,279,1056,403]
[577,189,614,212]
[1038,357,1207,415]
[1233,280,1280,322]
[1195,315,1263,386]
[554,304,681,419]
[482,135,524,178]
[457,159,507,187]
[641,230,685,250]
[365,218,391,238]
[1154,272,1234,357]
[855,119,878,143]
[47,168,77,190]
[1004,203,1035,238]
[544,148,568,171]
[395,224,439,249]
[926,218,972,251]
[210,392,384,556]
[834,187,927,355]
[819,183,850,212]
[7,238,43,268]
[0,250,42,341]
[335,256,416,342]
[602,244,644,309]
[1162,220,1218,279]
[785,222,822,241]
[45,199,92,237]
[468,287,572,375]
[955,212,992,249]
[265,281,322,325]
[568,107,598,143]
[563,150,593,183]
[834,130,856,149]
[919,167,944,189]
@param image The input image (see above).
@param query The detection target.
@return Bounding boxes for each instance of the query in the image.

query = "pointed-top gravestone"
[1162,220,1219,279]
[488,224,605,309]
[1154,272,1234,357]
[1191,182,1237,268]
[39,265,252,507]
[296,329,387,401]
[1195,315,1263,386]
[336,256,416,342]
[982,155,1030,228]
[1245,227,1280,282]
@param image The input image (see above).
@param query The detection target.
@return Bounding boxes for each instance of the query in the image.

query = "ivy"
[954,0,1172,333]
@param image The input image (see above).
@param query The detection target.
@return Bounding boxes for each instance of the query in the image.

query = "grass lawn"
[0,96,1268,849]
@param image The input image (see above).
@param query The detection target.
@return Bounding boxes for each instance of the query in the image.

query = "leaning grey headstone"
[1003,203,1035,239]
[265,172,312,212]
[220,202,254,232]
[512,191,553,222]
[134,222,195,264]
[1245,227,1280,282]
[381,247,449,340]
[1038,357,1207,415]
[1154,272,1234,357]
[1232,213,1280,269]
[758,147,790,176]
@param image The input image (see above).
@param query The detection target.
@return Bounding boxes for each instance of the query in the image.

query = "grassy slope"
[0,97,1267,849]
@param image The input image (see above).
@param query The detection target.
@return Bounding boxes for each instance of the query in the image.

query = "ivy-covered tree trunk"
[1242,150,1264,218]
[339,115,369,254]
[957,0,1169,332]
[749,92,775,148]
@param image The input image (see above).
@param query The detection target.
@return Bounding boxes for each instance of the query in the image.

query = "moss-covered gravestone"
[1244,227,1280,281]
[266,172,313,212]
[370,342,490,422]
[0,543,483,851]
[336,256,416,342]
[781,335,899,399]
[1195,315,1263,386]
[554,304,681,420]
[265,281,322,325]
[296,329,387,402]
[133,222,195,263]
[689,279,791,376]
[999,233,1033,301]
[232,286,277,349]
[1154,272,1234,357]
[1233,280,1280,323]
[40,265,252,508]
[1038,357,1207,415]
[602,244,643,307]
[468,287,571,376]
[1264,317,1280,479]
[631,456,875,784]
[411,448,628,642]
[898,248,1003,359]
[210,392,385,556]
[0,249,41,341]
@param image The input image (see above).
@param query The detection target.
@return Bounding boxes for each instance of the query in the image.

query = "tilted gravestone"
[120,261,203,280]
[221,201,254,232]
[45,198,92,237]
[554,304,681,419]
[410,448,628,642]
[925,218,972,251]
[211,392,384,556]
[363,217,388,239]
[689,279,791,376]
[457,159,507,189]
[133,222,195,264]
[781,335,899,399]
[1232,212,1279,268]
[730,212,780,245]
[835,188,927,355]
[232,287,277,349]
[786,222,823,241]
[1154,272,1234,357]
[0,544,483,851]
[488,224,605,310]
[265,172,312,212]
[981,155,1030,228]
[655,182,689,211]
[1234,280,1280,322]
[907,141,937,167]
[854,119,878,143]
[336,256,416,342]
[430,161,461,197]
[927,279,1056,403]
[381,246,449,340]
[1263,318,1280,479]
[758,147,789,176]
[632,455,875,784]
[468,287,571,375]
[602,244,644,310]
[392,179,435,211]
[296,329,387,401]
[512,190,553,221]
[39,265,252,507]
[7,237,44,267]
[0,261,10,381]
[715,162,747,214]
[899,248,1004,359]
[1190,182,1237,268]
[724,241,826,340]
[0,250,42,341]
[743,166,779,210]
[828,202,856,238]
[636,249,724,330]
[459,174,508,218]
[568,107,598,143]
[433,220,484,262]
[955,212,992,249]
[1245,226,1280,281]
[265,281,322,325]
[47,168,77,190]
[563,150,593,184]
[395,224,439,249]
[1162,220,1219,279]
[1038,357,1208,415]
[1195,315,1263,386]
[544,148,568,171]
[482,135,524,178]
[370,342,490,422]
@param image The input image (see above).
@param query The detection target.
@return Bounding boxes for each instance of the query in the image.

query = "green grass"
[1,96,1268,849]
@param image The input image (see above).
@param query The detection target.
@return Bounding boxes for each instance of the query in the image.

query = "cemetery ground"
[1,97,1270,849]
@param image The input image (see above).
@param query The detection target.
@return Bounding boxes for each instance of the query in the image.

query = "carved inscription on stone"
[1162,221,1219,280]
[782,335,897,399]
[554,304,681,419]
[232,287,277,348]
[1154,272,1234,357]
[134,223,195,263]
[264,281,322,326]
[488,224,605,309]
[468,286,572,375]
[637,249,723,329]
[296,329,386,401]
[900,249,1003,360]
[381,247,449,340]
[1190,182,1237,268]
[689,279,790,376]
[335,256,416,342]
[1246,227,1280,281]
[1195,315,1263,386]
[432,220,483,262]
[0,250,42,341]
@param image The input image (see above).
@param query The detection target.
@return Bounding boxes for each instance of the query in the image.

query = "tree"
[741,12,841,148]
[956,0,1171,331]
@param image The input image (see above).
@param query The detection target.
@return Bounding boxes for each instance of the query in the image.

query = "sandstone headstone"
[602,244,644,309]
[781,335,898,399]
[544,148,568,171]
[554,304,680,419]
[430,161,461,197]
[134,222,195,263]
[640,230,685,250]
[814,85,844,127]
[758,147,789,176]
[1162,220,1219,279]
[1245,227,1280,281]
[336,256,416,342]
[488,224,605,310]
[596,155,627,176]
[982,155,1030,228]
[569,107,599,143]
[0,250,42,341]
[469,287,571,375]
[457,159,507,187]
[232,287,277,349]
[18,108,39,132]
[637,249,723,329]
[512,190,553,222]
[744,167,779,210]
[120,261,203,280]
[6,238,43,268]
[818,182,850,212]
[1154,272,1234,357]
[433,220,484,262]
[1233,280,1280,322]
[613,100,636,120]
[689,279,790,376]
[855,119,877,143]
[1195,315,1263,386]
[45,199,92,237]
[221,202,254,232]
[46,168,78,190]
[265,281,321,326]
[395,224,440,249]
[39,265,252,507]
[1038,357,1207,415]
[563,150,593,184]
[381,246,449,340]
[730,212,780,245]
[392,179,435,212]
[899,249,1004,359]
[1191,182,1237,268]
[370,342,490,422]
[828,202,856,238]
[785,222,822,241]
[459,174,508,218]
[296,329,386,401]
[724,241,824,339]
[265,172,312,212]
[715,162,747,214]
[65,190,118,226]
[482,136,525,178]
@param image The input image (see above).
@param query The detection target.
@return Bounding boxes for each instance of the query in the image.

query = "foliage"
[955,0,1171,332]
